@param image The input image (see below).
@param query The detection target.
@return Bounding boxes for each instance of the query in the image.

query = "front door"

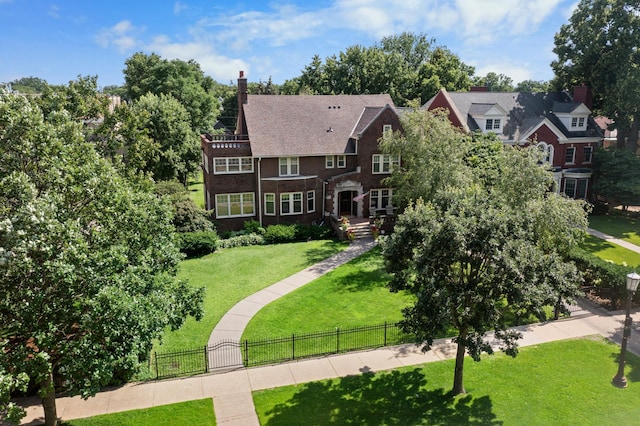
[339,191,356,216]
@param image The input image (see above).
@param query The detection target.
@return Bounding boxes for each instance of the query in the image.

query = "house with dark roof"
[423,85,603,200]
[201,72,402,231]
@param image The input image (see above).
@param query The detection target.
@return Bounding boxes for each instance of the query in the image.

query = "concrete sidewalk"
[587,228,640,254]
[18,311,640,425]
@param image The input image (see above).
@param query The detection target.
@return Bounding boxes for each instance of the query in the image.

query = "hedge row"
[566,247,638,310]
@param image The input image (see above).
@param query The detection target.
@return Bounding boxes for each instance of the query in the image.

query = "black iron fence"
[151,322,414,380]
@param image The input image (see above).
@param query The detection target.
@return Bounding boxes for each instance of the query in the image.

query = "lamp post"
[612,271,640,388]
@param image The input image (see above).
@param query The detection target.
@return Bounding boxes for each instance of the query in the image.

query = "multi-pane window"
[583,146,593,163]
[571,117,586,128]
[485,119,501,130]
[214,157,253,174]
[383,124,392,134]
[281,192,303,215]
[337,155,346,168]
[370,189,393,212]
[202,150,209,173]
[325,156,334,168]
[215,193,254,218]
[537,142,554,165]
[564,179,588,199]
[565,147,576,164]
[307,190,315,213]
[279,157,299,176]
[372,154,400,174]
[264,193,275,215]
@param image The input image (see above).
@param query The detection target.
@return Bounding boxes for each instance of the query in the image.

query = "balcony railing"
[203,134,251,149]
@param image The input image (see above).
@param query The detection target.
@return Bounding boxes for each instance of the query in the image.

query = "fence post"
[204,345,209,373]
[244,340,249,367]
[384,322,387,346]
[292,334,295,360]
[336,327,340,353]
[154,351,159,380]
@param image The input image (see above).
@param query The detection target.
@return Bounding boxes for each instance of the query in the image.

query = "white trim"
[519,118,568,144]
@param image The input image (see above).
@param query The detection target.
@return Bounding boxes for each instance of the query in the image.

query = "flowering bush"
[346,227,356,241]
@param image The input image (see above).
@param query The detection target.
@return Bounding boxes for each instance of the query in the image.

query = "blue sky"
[0,0,579,88]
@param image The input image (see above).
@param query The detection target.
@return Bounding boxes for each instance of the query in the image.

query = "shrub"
[294,223,333,240]
[217,233,265,249]
[566,247,637,309]
[264,224,297,244]
[178,231,219,258]
[244,220,265,235]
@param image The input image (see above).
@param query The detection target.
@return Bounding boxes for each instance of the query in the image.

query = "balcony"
[202,134,251,151]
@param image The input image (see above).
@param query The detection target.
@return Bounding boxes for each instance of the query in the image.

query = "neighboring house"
[423,85,604,200]
[201,72,402,231]
[594,116,617,148]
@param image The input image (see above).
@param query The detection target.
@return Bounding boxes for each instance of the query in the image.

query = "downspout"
[257,157,262,226]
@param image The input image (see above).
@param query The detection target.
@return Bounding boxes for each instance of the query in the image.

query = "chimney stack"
[236,71,248,135]
[470,86,489,92]
[573,84,593,109]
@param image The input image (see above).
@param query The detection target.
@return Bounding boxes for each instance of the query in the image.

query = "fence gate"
[207,339,243,371]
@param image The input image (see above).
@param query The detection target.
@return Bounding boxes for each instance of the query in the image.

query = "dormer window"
[486,119,501,131]
[552,102,590,131]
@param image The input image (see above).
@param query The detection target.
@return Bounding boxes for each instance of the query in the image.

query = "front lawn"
[580,234,640,268]
[241,246,414,340]
[64,398,215,425]
[254,338,640,425]
[154,240,348,353]
[589,213,640,246]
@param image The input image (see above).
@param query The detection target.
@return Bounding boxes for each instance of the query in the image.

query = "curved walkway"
[17,231,640,425]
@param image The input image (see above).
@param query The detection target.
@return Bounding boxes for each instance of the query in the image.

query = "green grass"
[253,338,640,425]
[589,214,640,246]
[580,234,640,268]
[64,398,215,425]
[241,246,414,340]
[154,240,348,353]
[188,170,205,209]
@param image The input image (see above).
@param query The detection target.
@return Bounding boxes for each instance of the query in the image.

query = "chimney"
[470,86,489,92]
[573,84,593,109]
[236,71,248,135]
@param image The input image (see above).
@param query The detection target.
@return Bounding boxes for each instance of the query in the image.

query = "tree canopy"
[123,52,220,132]
[0,93,204,425]
[287,32,475,106]
[552,0,640,152]
[380,109,587,395]
[592,146,640,210]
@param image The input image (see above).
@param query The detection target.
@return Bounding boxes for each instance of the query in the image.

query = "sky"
[0,0,580,89]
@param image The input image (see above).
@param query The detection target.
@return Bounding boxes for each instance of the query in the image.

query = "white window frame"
[337,155,346,168]
[213,157,253,174]
[583,146,593,164]
[537,142,554,165]
[202,150,209,174]
[383,124,392,134]
[280,192,303,215]
[563,178,588,199]
[279,157,299,176]
[307,190,315,213]
[264,193,275,216]
[325,155,334,168]
[370,188,393,212]
[215,192,255,218]
[372,154,400,174]
[485,118,501,131]
[565,147,576,165]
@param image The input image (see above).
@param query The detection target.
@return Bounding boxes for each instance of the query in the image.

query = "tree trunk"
[40,371,58,426]
[452,330,467,395]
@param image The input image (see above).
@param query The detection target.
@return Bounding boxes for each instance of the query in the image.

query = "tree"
[592,147,640,210]
[0,93,204,426]
[154,181,214,232]
[9,76,48,94]
[552,0,640,152]
[514,79,551,92]
[36,75,110,124]
[472,72,515,92]
[380,109,587,395]
[0,329,28,425]
[130,92,199,184]
[123,52,220,132]
[293,32,474,106]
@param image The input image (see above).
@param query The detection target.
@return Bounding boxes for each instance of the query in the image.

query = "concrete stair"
[348,219,373,240]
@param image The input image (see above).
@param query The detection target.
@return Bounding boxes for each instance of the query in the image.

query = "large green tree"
[552,0,640,152]
[0,93,204,426]
[289,32,474,106]
[380,109,587,395]
[123,52,220,132]
[592,147,640,210]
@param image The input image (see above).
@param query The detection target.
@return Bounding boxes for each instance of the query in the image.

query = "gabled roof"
[242,94,395,157]
[423,91,603,142]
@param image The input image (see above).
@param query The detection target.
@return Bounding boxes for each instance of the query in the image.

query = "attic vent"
[328,105,341,109]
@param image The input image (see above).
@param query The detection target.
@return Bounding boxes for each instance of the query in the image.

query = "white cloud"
[95,20,141,53]
[48,5,60,19]
[174,1,187,15]
[474,61,533,84]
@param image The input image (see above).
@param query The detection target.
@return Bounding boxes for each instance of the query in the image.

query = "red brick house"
[423,86,603,200]
[201,72,402,231]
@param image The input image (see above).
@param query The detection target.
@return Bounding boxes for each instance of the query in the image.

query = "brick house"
[201,72,402,232]
[423,85,604,200]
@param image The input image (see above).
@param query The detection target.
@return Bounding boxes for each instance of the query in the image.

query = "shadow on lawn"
[263,368,502,425]
[608,322,640,384]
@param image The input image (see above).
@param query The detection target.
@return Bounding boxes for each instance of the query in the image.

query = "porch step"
[348,221,373,240]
